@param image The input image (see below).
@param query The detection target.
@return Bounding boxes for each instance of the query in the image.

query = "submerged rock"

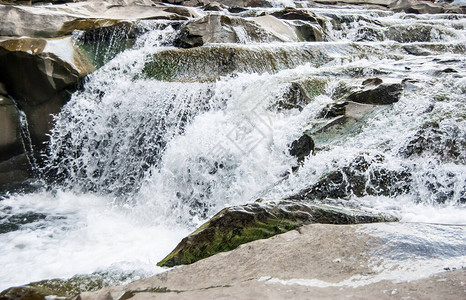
[289,131,315,163]
[157,200,396,267]
[400,122,465,164]
[272,77,327,111]
[290,153,412,201]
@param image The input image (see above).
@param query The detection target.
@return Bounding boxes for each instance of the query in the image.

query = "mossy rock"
[0,272,138,300]
[142,44,335,82]
[157,200,397,267]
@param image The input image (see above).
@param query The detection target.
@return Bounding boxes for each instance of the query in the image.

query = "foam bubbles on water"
[0,191,189,291]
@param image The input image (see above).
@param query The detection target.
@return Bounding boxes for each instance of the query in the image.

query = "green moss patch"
[157,200,397,267]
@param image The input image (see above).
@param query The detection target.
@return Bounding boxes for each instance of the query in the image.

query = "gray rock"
[162,0,270,7]
[174,14,282,48]
[0,154,31,188]
[346,82,403,105]
[0,1,197,38]
[202,1,227,11]
[271,7,322,24]
[389,0,466,14]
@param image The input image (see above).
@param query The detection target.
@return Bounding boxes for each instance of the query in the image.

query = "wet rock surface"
[157,200,396,267]
[289,154,412,200]
[400,122,465,164]
[289,131,315,163]
[346,82,403,105]
[0,272,136,300]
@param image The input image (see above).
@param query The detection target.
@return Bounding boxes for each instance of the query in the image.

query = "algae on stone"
[157,200,397,267]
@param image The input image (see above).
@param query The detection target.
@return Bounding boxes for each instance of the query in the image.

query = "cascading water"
[0,5,465,292]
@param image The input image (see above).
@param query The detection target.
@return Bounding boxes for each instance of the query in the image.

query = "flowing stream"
[0,6,465,290]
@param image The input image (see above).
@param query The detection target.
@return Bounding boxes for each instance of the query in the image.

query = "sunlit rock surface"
[76,223,466,300]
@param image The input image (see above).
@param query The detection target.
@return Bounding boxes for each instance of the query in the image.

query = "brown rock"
[0,96,23,162]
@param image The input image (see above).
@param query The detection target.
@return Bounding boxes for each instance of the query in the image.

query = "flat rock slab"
[76,223,466,300]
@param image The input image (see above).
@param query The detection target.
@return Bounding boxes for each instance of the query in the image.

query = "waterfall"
[1,5,465,291]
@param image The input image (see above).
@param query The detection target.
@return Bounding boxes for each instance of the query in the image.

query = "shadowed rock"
[289,131,315,163]
[346,82,403,105]
[0,37,93,153]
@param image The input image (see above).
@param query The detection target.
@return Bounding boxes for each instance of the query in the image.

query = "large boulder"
[0,1,196,38]
[174,12,324,48]
[157,200,396,267]
[174,14,290,48]
[0,37,94,154]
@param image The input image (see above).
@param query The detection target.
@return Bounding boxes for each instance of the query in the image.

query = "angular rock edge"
[157,200,397,267]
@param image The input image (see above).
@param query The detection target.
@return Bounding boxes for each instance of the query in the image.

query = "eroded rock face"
[0,1,196,38]
[157,200,396,267]
[0,96,22,162]
[0,38,93,151]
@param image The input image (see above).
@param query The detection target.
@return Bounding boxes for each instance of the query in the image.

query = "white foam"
[0,191,189,291]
